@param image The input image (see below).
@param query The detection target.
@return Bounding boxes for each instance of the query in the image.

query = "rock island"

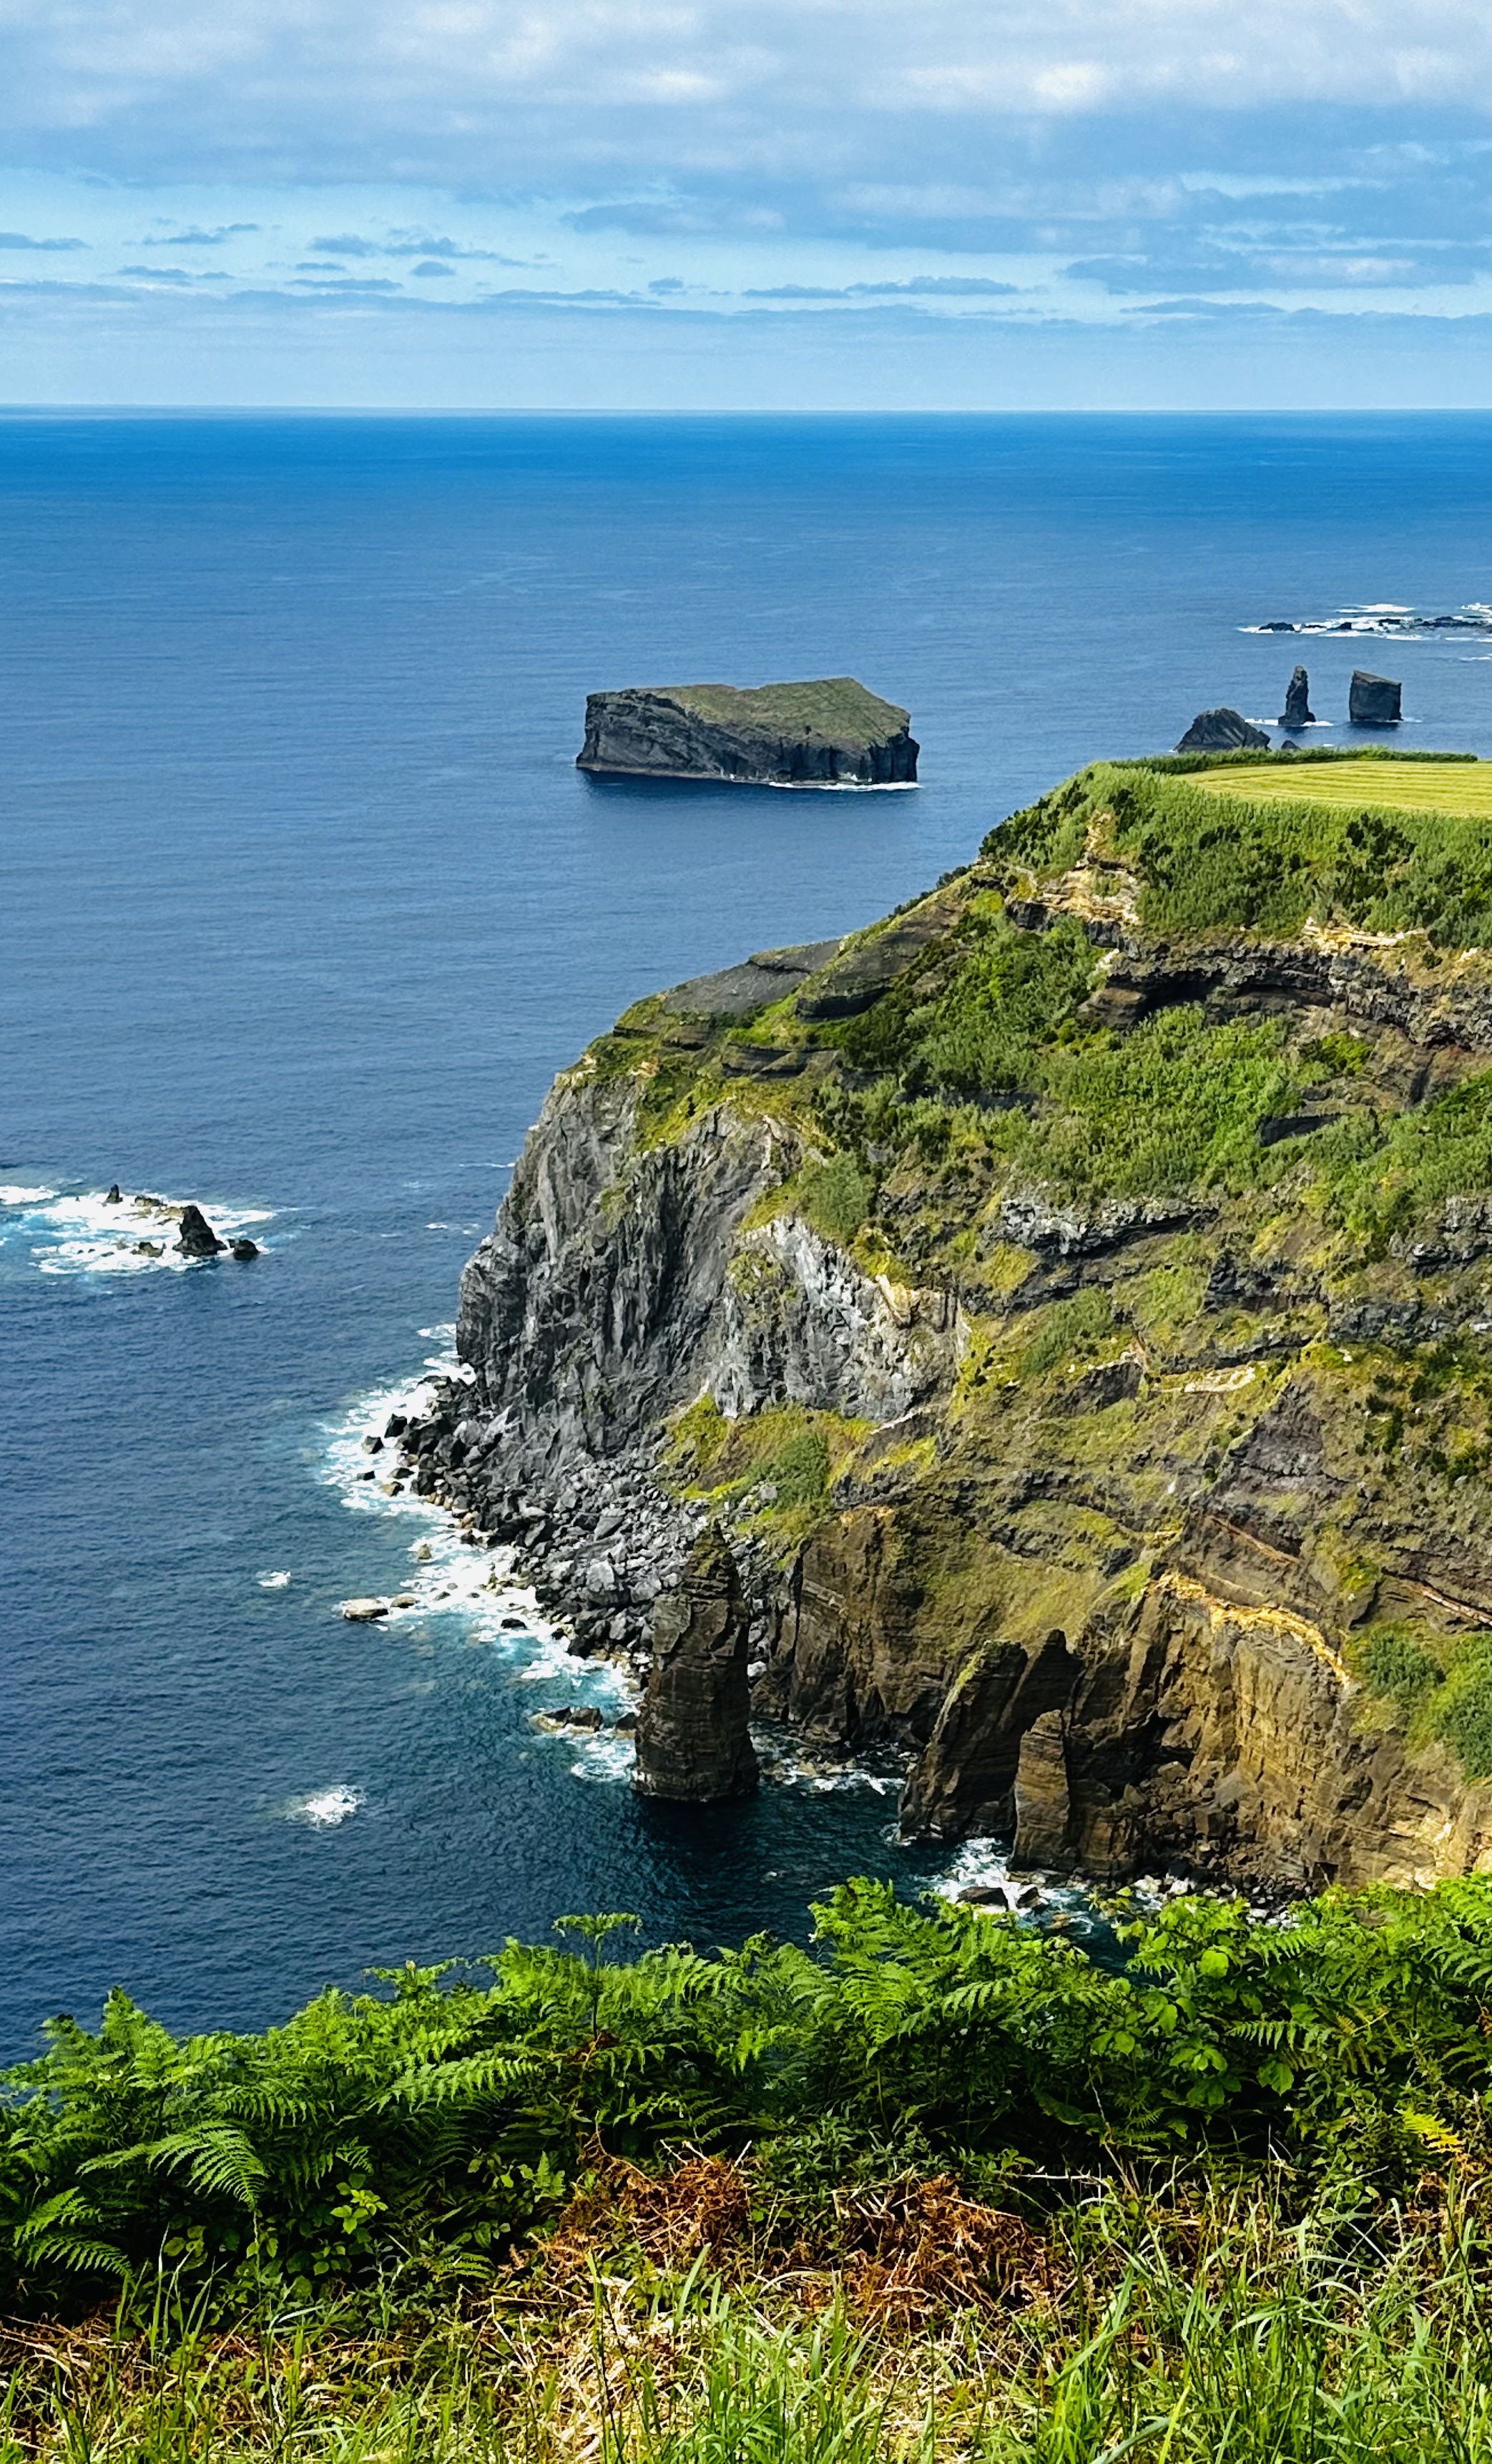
[577,676,918,787]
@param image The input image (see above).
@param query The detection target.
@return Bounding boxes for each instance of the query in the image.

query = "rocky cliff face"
[428,747,1492,1891]
[577,678,918,787]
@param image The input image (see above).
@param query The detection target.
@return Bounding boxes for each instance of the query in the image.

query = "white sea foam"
[320,1359,636,1782]
[258,1570,292,1590]
[0,1183,274,1278]
[931,1837,1016,1902]
[292,1785,363,1828]
[928,1835,1101,1932]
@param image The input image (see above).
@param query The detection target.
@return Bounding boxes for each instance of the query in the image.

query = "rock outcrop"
[634,1525,759,1801]
[1280,667,1315,728]
[577,678,918,787]
[413,744,1492,1894]
[1350,670,1402,727]
[175,1204,225,1257]
[1175,709,1271,753]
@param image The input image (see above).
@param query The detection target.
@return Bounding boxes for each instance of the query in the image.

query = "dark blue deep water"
[6,411,1492,2060]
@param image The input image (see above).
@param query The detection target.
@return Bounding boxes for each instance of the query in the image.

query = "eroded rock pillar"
[634,1524,759,1801]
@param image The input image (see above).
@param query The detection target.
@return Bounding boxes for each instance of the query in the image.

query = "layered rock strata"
[577,678,918,787]
[409,748,1492,1889]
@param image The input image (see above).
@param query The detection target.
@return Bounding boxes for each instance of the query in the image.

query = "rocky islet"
[577,677,918,787]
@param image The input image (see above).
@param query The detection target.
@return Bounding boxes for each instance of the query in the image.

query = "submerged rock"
[634,1525,759,1801]
[1175,708,1271,753]
[1350,670,1402,727]
[1280,666,1315,727]
[577,678,918,788]
[175,1203,225,1257]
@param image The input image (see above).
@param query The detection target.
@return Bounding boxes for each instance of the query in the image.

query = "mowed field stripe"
[1193,759,1492,817]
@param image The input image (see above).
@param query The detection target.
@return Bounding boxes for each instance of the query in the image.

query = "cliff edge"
[577,678,918,787]
[428,745,1492,1893]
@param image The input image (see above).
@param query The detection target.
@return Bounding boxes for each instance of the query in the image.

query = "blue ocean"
[5,411,1492,2062]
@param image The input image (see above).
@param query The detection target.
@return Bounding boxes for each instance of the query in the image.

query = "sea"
[4,411,1492,2063]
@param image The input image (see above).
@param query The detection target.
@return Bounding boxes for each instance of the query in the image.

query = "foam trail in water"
[288,1786,363,1828]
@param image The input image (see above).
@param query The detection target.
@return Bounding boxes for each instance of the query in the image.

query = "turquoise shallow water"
[4,411,1492,2060]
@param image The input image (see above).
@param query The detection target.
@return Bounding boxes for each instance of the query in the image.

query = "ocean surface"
[5,411,1492,2062]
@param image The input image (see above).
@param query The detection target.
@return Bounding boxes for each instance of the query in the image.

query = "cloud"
[745,273,1019,298]
[116,263,215,280]
[6,0,1492,200]
[0,0,1491,366]
[310,230,522,260]
[1069,240,1492,292]
[139,223,259,244]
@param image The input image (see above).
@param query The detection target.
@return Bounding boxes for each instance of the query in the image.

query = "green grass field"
[1194,758,1492,817]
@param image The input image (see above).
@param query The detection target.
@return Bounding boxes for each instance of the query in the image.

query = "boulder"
[230,1237,259,1261]
[1350,670,1402,727]
[634,1524,759,1801]
[340,1597,389,1621]
[104,1183,122,1204]
[578,678,918,787]
[175,1203,225,1257]
[1175,708,1271,753]
[1280,666,1315,728]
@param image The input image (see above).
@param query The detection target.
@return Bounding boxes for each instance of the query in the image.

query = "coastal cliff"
[420,745,1492,1892]
[577,678,918,786]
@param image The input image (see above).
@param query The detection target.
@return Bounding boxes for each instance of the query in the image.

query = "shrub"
[1432,1636,1492,1778]
[767,1426,831,1507]
[1358,1625,1443,1708]
[800,1153,873,1246]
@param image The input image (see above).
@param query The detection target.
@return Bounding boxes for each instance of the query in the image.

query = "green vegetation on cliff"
[663,676,911,745]
[576,746,1492,1825]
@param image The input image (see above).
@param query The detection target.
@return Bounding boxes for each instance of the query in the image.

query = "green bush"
[12,1875,1492,2314]
[1433,1637,1492,1779]
[1357,1625,1443,1708]
[798,1152,873,1246]
[1021,1288,1115,1378]
[766,1426,831,1507]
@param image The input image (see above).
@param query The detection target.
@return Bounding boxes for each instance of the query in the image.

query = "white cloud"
[2,0,1492,190]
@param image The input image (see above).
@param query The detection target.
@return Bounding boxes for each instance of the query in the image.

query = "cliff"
[425,743,1492,1893]
[576,678,918,787]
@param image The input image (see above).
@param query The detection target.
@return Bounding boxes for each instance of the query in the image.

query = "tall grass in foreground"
[5,2192,1492,2463]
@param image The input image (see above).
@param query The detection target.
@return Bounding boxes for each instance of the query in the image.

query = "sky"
[3,0,1492,406]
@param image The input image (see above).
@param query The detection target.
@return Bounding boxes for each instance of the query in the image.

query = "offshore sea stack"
[175,1203,225,1256]
[634,1526,759,1801]
[1280,666,1315,728]
[1174,708,1270,753]
[1350,670,1402,727]
[577,678,918,787]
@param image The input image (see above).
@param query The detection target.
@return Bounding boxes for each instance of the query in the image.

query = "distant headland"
[576,677,918,788]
